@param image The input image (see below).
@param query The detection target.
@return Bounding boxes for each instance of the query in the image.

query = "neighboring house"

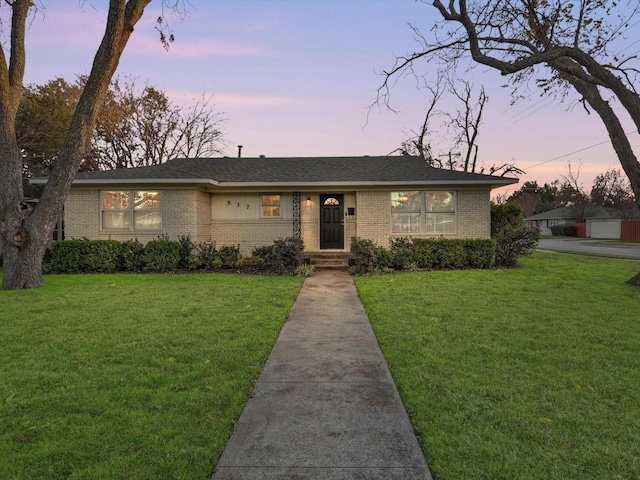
[525,205,614,236]
[31,156,517,254]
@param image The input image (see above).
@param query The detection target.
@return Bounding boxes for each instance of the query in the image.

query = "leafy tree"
[381,1,640,210]
[17,78,82,178]
[590,168,637,217]
[16,76,225,174]
[491,203,539,267]
[90,77,225,170]
[0,0,174,290]
[507,180,564,216]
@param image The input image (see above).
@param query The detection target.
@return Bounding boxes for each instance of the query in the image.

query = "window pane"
[262,206,281,217]
[425,192,454,212]
[323,197,340,206]
[103,191,129,210]
[391,213,421,233]
[134,211,162,229]
[262,194,280,206]
[102,211,130,229]
[391,192,421,212]
[135,191,160,209]
[426,213,455,233]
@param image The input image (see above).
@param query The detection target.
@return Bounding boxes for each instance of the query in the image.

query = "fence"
[621,220,640,242]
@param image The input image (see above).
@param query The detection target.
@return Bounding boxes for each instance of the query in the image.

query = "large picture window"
[102,191,161,230]
[391,191,456,234]
[261,194,281,217]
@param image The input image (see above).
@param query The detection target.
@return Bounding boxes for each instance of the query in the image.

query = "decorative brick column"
[293,192,301,238]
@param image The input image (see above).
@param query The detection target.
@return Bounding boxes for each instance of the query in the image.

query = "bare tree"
[398,74,524,177]
[379,0,640,209]
[0,0,176,290]
[91,79,226,170]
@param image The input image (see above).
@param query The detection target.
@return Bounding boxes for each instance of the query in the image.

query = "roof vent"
[237,145,243,158]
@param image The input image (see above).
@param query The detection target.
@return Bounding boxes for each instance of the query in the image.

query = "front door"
[320,194,344,249]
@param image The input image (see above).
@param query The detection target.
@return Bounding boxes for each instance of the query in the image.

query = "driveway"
[537,238,640,259]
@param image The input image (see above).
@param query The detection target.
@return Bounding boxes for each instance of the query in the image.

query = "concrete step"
[304,252,353,271]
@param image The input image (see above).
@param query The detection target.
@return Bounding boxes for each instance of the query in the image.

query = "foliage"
[590,168,637,218]
[271,236,305,273]
[1,0,155,290]
[194,241,219,270]
[0,273,304,479]
[294,263,315,277]
[550,224,577,237]
[46,239,122,274]
[121,239,145,272]
[176,234,196,269]
[252,245,276,262]
[218,245,241,267]
[142,238,180,272]
[352,236,495,273]
[355,253,640,479]
[350,237,389,274]
[412,238,495,270]
[17,78,81,178]
[491,203,539,266]
[16,76,226,175]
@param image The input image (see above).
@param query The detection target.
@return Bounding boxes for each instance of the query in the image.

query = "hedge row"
[43,236,304,274]
[550,224,577,236]
[349,237,496,274]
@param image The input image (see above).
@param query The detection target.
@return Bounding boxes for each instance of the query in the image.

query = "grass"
[354,252,640,480]
[0,273,304,479]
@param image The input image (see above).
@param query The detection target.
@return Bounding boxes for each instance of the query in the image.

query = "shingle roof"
[525,205,614,220]
[56,156,518,188]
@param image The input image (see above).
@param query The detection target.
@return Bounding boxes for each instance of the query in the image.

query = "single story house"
[525,205,614,236]
[33,156,517,254]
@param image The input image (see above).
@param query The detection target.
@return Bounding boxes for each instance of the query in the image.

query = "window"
[102,191,161,230]
[261,194,281,217]
[390,191,456,234]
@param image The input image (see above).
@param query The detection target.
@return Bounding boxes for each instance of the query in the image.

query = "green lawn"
[354,252,640,479]
[0,273,304,479]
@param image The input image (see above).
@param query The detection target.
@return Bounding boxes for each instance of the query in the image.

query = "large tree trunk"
[553,61,640,208]
[0,0,151,290]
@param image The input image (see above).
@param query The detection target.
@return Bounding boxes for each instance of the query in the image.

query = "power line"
[527,128,639,170]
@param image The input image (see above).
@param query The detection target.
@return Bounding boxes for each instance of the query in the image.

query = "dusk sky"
[14,0,640,196]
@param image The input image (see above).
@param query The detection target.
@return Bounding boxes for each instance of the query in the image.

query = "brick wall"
[355,188,492,247]
[64,188,212,243]
[211,219,293,254]
[64,187,492,253]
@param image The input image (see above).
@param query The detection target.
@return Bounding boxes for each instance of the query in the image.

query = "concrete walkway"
[211,270,432,480]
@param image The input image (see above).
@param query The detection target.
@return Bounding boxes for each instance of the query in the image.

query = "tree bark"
[1,0,151,289]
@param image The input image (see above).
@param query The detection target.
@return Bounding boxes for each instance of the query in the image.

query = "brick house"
[35,156,517,254]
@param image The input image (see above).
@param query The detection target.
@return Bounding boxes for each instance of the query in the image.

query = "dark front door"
[320,194,344,249]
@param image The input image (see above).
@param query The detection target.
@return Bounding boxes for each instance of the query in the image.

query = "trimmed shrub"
[47,239,122,273]
[550,224,577,236]
[491,203,539,267]
[412,238,495,270]
[122,239,145,272]
[219,245,241,267]
[272,236,304,273]
[85,240,122,273]
[252,245,276,264]
[195,241,219,270]
[177,234,196,269]
[143,239,180,272]
[350,237,388,274]
[464,239,496,269]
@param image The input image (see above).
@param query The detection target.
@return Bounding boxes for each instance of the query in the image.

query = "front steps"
[303,252,353,271]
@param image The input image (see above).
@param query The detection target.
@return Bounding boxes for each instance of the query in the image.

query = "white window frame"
[101,190,162,231]
[390,191,457,235]
[260,193,282,218]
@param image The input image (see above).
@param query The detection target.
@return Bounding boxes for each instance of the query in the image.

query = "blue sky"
[15,0,640,196]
